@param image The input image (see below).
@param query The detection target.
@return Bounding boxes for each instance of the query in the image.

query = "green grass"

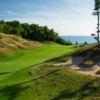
[0,43,79,86]
[0,43,78,73]
[0,64,100,100]
[0,43,100,100]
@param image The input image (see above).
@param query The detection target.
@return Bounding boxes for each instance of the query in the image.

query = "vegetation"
[0,43,78,73]
[0,33,42,54]
[0,34,85,99]
[0,41,82,100]
[96,70,100,75]
[0,35,99,100]
[0,23,99,100]
[84,41,88,45]
[0,51,100,100]
[0,20,72,45]
[91,33,99,43]
[0,64,96,100]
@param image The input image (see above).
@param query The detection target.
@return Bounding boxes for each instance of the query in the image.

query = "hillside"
[0,34,83,100]
[54,43,100,77]
[0,33,41,53]
[0,33,100,100]
[70,43,100,76]
[75,43,100,63]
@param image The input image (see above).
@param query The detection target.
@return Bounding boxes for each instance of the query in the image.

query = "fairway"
[0,43,100,100]
[0,43,81,100]
[0,43,77,72]
[0,43,78,87]
[0,0,100,99]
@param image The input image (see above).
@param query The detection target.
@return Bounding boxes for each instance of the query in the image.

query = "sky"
[0,0,97,36]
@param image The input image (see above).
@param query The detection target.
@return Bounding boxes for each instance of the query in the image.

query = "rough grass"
[0,33,41,54]
[96,70,100,75]
[0,64,100,100]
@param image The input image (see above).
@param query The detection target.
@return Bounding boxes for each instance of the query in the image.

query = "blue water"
[61,36,96,44]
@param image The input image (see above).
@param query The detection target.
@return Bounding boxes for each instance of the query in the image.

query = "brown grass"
[0,33,42,53]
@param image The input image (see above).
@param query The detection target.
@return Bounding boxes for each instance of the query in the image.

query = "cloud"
[6,10,22,16]
[0,0,96,36]
[13,11,96,36]
[7,10,13,14]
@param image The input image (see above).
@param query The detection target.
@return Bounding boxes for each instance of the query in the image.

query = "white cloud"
[6,10,22,16]
[7,10,13,14]
[14,12,96,36]
[2,0,96,36]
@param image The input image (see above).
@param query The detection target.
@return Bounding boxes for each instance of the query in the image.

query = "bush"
[0,20,72,45]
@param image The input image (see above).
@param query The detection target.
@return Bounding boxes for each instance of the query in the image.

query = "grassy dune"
[0,33,38,53]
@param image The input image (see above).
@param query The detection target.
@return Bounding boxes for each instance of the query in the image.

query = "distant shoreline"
[61,36,96,44]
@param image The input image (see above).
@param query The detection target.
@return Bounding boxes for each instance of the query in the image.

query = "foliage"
[91,33,99,43]
[75,41,78,45]
[0,20,72,45]
[84,41,88,45]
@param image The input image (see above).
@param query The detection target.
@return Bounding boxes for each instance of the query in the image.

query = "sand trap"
[54,56,100,77]
[54,44,100,77]
[70,63,100,77]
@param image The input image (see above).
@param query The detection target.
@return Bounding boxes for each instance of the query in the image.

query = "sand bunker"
[54,44,100,77]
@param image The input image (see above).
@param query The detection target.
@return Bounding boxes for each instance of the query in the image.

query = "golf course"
[0,0,100,99]
[0,33,100,100]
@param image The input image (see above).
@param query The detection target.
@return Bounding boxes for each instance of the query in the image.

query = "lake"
[61,36,96,44]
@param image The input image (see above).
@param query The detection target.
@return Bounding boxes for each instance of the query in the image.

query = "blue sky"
[0,0,97,36]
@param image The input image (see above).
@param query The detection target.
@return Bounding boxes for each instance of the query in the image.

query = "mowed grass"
[0,43,78,73]
[0,43,100,100]
[0,43,79,86]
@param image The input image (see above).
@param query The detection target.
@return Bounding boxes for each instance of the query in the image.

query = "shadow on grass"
[3,68,63,88]
[32,68,62,81]
[22,68,63,85]
[51,78,100,100]
[0,72,11,75]
[0,68,63,100]
[0,84,29,100]
[45,52,76,63]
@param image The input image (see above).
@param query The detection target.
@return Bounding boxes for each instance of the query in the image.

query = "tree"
[75,41,78,45]
[91,33,99,42]
[0,20,72,45]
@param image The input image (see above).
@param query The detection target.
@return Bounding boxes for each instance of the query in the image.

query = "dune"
[0,33,42,53]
